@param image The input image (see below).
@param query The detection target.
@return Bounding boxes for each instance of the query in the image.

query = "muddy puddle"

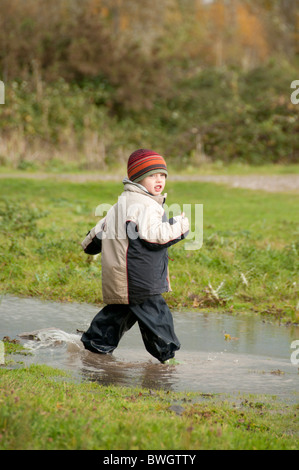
[1,295,298,402]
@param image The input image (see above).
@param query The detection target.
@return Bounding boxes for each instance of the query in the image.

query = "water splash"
[21,327,83,353]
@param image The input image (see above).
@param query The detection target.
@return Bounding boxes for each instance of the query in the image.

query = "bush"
[0,63,298,169]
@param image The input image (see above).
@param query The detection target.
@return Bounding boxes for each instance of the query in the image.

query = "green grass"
[0,177,298,322]
[0,364,298,450]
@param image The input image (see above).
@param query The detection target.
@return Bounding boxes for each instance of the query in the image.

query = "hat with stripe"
[127,149,168,183]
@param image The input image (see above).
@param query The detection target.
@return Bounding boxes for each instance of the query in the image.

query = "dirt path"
[1,172,299,193]
[171,174,299,193]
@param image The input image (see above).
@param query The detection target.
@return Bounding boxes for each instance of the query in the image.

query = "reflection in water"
[81,349,191,392]
[80,350,180,391]
[1,295,298,401]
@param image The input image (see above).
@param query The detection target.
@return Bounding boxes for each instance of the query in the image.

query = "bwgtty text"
[103,453,197,466]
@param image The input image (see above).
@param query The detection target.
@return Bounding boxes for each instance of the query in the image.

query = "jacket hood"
[122,177,167,206]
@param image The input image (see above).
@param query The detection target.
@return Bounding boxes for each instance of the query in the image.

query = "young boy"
[81,149,189,363]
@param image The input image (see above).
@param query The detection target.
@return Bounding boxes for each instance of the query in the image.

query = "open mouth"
[154,185,162,192]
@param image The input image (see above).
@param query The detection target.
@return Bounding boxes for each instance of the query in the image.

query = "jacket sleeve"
[81,217,106,255]
[127,205,189,251]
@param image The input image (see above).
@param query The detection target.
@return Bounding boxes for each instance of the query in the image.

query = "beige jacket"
[82,180,189,304]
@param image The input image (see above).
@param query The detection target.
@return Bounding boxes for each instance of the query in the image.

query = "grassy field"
[0,176,298,323]
[0,364,298,450]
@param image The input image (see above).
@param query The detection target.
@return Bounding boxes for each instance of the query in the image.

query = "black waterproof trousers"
[81,295,180,363]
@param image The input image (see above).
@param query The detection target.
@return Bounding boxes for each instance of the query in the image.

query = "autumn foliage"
[0,0,298,168]
[0,0,297,85]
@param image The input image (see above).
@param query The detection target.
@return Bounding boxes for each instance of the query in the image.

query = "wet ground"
[1,295,298,402]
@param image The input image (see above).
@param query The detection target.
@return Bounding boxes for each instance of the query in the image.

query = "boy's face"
[139,173,166,196]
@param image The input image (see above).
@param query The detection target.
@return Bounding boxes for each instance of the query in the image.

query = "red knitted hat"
[127,149,168,183]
